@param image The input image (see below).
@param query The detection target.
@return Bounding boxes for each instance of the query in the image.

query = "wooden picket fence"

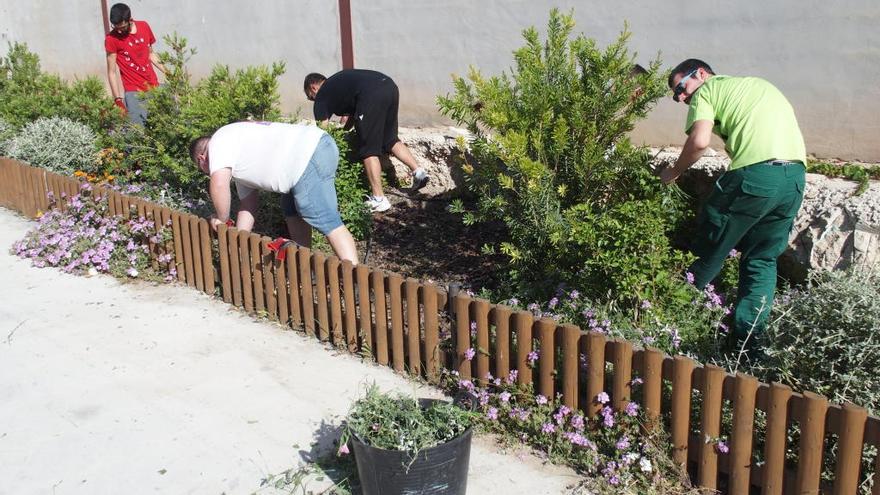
[1,157,878,494]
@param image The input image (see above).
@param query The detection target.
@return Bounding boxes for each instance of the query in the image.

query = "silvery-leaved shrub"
[6,116,97,175]
[0,117,13,155]
[762,268,880,414]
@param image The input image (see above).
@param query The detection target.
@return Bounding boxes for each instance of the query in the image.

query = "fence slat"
[189,217,205,292]
[730,373,759,495]
[180,214,196,287]
[171,210,185,282]
[249,234,265,314]
[762,383,792,495]
[371,269,389,365]
[199,219,214,295]
[286,246,302,329]
[585,331,607,418]
[795,392,829,494]
[239,232,254,313]
[356,264,371,352]
[493,306,512,382]
[388,273,405,372]
[217,224,233,303]
[611,339,633,411]
[642,347,663,427]
[698,365,725,489]
[833,403,867,495]
[275,244,289,326]
[537,318,556,399]
[226,229,242,307]
[455,295,472,379]
[474,299,490,385]
[298,247,314,336]
[405,278,420,376]
[671,356,696,467]
[327,257,343,346]
[342,261,358,352]
[513,311,534,388]
[261,238,277,320]
[560,324,580,410]
[313,252,329,340]
[422,283,440,383]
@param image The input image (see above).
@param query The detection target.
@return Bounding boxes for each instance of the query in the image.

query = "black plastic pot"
[350,401,473,495]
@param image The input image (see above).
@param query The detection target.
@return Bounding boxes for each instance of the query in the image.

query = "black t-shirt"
[312,69,391,121]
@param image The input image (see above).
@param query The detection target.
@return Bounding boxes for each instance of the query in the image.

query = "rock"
[385,126,471,198]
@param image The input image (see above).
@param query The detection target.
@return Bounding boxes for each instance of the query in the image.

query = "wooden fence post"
[560,324,580,411]
[355,264,371,352]
[454,294,472,379]
[762,382,792,495]
[536,318,556,399]
[327,257,343,346]
[422,283,440,383]
[298,247,314,336]
[833,403,867,495]
[611,338,633,411]
[493,306,512,382]
[698,365,725,490]
[341,261,357,352]
[405,278,420,376]
[473,299,490,385]
[730,373,759,495]
[795,392,829,494]
[388,273,405,372]
[313,252,329,340]
[513,311,533,388]
[642,347,663,428]
[585,331,607,418]
[371,269,388,365]
[671,356,696,468]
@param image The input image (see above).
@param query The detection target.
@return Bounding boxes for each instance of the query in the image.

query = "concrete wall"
[2,1,879,160]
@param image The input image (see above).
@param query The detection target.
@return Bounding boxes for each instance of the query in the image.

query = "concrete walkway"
[0,208,580,495]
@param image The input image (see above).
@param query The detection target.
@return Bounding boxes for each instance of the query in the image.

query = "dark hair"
[630,64,648,77]
[303,73,326,96]
[109,3,132,25]
[668,59,715,88]
[189,136,211,164]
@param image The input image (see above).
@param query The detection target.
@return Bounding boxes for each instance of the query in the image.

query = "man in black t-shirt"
[304,70,429,213]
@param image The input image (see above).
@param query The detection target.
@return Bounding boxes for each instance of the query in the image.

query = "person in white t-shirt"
[189,121,358,264]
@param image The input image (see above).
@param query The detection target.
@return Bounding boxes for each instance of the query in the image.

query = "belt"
[767,160,802,166]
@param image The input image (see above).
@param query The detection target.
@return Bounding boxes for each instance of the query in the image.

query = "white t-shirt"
[208,121,326,199]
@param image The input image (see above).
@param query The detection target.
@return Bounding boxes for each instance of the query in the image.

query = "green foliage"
[761,268,880,415]
[6,116,98,175]
[438,10,689,303]
[340,384,473,461]
[807,160,880,196]
[112,33,286,196]
[0,42,122,133]
[0,118,13,155]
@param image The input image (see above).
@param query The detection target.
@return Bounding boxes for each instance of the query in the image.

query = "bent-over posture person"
[304,69,429,213]
[661,59,806,348]
[190,121,358,264]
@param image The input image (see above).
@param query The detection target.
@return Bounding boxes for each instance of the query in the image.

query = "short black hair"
[109,3,131,25]
[668,59,715,88]
[630,64,648,77]
[189,136,211,164]
[303,73,326,96]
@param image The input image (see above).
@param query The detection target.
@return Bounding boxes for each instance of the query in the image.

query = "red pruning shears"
[225,219,235,227]
[266,237,296,261]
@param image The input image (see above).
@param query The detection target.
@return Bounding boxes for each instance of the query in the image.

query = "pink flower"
[464,347,476,361]
[506,370,518,384]
[541,423,556,434]
[535,394,548,405]
[596,391,610,405]
[486,407,498,420]
[337,444,349,455]
[715,441,729,454]
[527,350,539,366]
[624,402,639,417]
[499,391,512,403]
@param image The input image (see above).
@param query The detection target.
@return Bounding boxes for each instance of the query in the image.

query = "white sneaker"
[411,168,429,191]
[365,195,392,213]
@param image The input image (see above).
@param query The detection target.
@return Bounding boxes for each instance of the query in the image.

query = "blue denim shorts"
[280,134,343,235]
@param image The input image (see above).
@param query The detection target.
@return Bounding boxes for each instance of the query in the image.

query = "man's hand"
[114,97,127,115]
[660,166,680,185]
[210,217,224,232]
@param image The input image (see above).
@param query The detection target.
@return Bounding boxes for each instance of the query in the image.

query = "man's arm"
[105,53,123,100]
[148,49,168,76]
[208,168,233,231]
[660,119,713,184]
[235,190,259,232]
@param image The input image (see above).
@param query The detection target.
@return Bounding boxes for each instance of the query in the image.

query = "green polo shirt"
[685,75,806,170]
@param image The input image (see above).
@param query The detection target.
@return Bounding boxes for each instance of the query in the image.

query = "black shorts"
[354,79,400,159]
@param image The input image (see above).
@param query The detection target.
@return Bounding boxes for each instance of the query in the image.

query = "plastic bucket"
[350,401,473,495]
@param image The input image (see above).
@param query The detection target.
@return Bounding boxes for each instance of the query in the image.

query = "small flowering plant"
[11,185,176,281]
[449,371,705,494]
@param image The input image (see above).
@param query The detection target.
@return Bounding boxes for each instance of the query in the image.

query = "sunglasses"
[672,69,698,101]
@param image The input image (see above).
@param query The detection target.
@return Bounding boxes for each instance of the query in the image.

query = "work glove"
[113,97,127,115]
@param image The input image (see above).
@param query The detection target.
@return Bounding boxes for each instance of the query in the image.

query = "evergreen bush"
[438,9,691,305]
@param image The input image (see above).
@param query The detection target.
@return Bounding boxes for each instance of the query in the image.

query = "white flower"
[126,267,139,277]
[639,457,652,473]
[87,267,98,277]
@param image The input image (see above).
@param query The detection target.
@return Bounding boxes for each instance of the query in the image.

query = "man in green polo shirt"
[661,59,806,349]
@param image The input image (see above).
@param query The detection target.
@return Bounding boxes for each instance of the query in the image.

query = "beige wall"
[2,1,879,160]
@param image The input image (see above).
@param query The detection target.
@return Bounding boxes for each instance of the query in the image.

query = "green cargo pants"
[689,160,805,343]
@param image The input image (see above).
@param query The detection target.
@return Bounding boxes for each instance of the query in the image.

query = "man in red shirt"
[104,3,166,125]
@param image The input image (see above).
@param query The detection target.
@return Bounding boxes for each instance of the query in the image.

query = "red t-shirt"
[104,20,159,92]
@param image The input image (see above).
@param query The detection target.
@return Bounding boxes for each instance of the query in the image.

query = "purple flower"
[625,402,639,417]
[338,444,349,455]
[631,377,644,386]
[499,391,512,403]
[616,435,630,450]
[716,441,729,454]
[464,347,476,361]
[685,271,695,284]
[527,350,539,366]
[506,370,518,384]
[569,290,580,300]
[640,300,652,309]
[486,407,498,420]
[729,249,739,257]
[596,391,610,405]
[570,414,585,431]
[458,379,475,391]
[548,297,559,308]
[541,423,556,434]
[535,394,548,405]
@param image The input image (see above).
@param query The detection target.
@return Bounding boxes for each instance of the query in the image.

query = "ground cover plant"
[11,184,175,281]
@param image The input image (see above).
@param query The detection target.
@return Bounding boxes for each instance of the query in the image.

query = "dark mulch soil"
[356,188,506,293]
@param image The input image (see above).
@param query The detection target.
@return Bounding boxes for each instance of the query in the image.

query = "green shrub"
[6,116,98,175]
[760,268,880,415]
[438,9,690,304]
[110,33,285,196]
[0,42,121,133]
[0,118,13,155]
[326,126,372,241]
